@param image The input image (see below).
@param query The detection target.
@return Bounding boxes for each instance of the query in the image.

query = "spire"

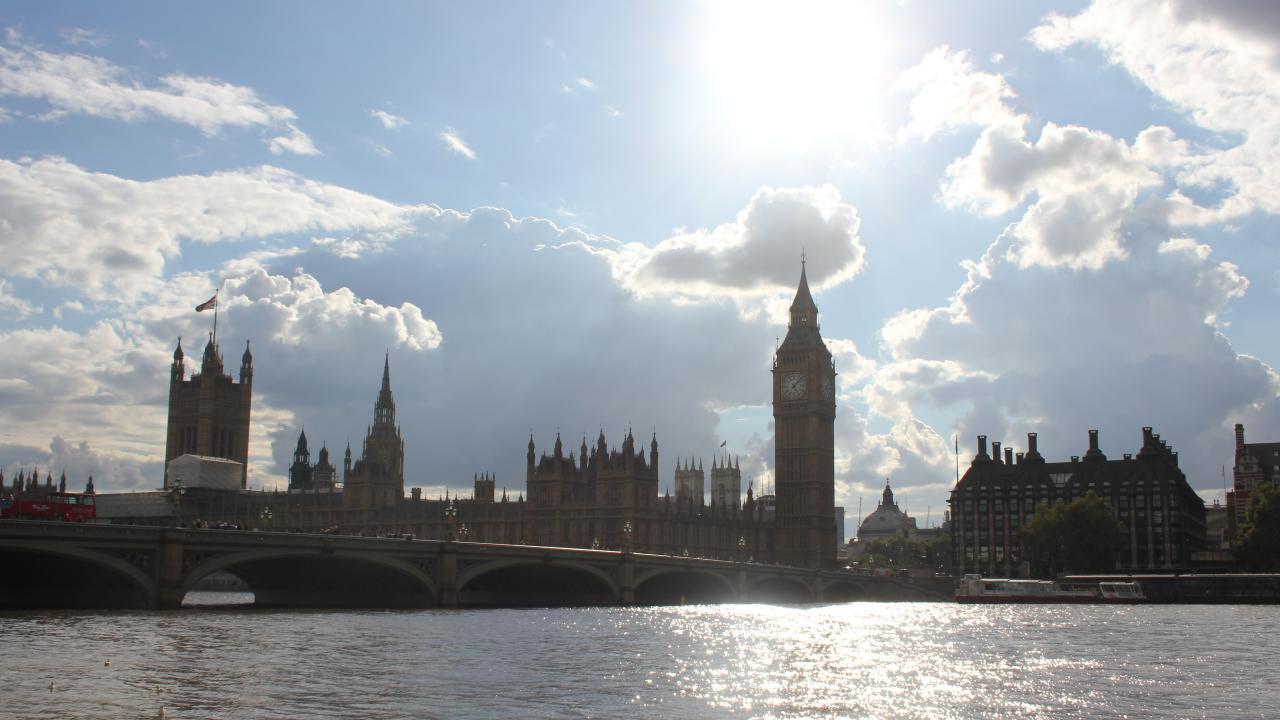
[173,337,184,363]
[201,332,223,375]
[790,256,817,314]
[374,354,395,426]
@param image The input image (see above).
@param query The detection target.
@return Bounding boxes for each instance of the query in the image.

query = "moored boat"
[956,574,1145,603]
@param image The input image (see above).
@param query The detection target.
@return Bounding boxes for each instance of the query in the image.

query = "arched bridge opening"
[458,561,617,608]
[187,552,436,609]
[822,581,868,603]
[0,545,152,609]
[634,570,737,606]
[748,576,813,604]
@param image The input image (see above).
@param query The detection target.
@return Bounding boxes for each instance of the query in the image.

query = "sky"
[2,0,1279,535]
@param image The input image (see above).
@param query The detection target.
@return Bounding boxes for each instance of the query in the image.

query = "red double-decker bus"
[0,492,96,522]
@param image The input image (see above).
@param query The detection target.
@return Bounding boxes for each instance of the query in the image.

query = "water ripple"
[2,602,1278,718]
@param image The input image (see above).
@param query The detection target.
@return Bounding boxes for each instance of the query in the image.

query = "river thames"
[3,597,1277,719]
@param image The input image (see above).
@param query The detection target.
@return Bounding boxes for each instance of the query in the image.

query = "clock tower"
[772,260,837,568]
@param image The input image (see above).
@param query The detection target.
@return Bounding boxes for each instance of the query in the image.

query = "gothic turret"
[240,340,253,383]
[171,338,185,382]
[201,333,223,375]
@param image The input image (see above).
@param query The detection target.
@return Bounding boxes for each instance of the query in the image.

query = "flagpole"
[212,290,219,348]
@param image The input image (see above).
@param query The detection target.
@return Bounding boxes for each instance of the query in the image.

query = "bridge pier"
[737,566,748,602]
[157,529,186,610]
[620,552,634,606]
[439,541,458,609]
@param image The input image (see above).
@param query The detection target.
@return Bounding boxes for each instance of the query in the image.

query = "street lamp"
[259,506,272,530]
[444,499,457,541]
[169,479,185,527]
[738,535,746,561]
[458,523,469,542]
[591,536,600,550]
[622,520,633,552]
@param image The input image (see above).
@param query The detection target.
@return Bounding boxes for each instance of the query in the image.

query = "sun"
[703,0,889,152]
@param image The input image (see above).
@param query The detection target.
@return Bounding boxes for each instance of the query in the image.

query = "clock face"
[781,372,807,400]
[821,375,833,400]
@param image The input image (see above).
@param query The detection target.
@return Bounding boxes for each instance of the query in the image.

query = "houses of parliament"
[134,264,839,568]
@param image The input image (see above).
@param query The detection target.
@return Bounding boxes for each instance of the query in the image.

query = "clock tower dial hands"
[781,372,807,400]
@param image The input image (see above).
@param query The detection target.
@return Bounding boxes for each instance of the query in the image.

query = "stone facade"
[1226,423,1280,539]
[164,336,252,489]
[949,428,1207,577]
[772,261,838,568]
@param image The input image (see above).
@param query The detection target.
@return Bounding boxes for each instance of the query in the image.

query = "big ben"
[773,260,836,568]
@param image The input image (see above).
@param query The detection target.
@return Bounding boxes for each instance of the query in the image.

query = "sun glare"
[704,0,888,152]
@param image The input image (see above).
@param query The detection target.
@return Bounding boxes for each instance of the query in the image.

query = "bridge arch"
[820,579,869,603]
[632,566,738,606]
[185,548,437,608]
[746,573,815,603]
[457,558,620,608]
[0,539,155,609]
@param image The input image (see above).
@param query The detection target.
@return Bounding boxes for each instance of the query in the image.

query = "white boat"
[956,574,1145,603]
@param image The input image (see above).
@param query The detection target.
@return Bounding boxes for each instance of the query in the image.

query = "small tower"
[711,454,742,510]
[288,429,313,491]
[163,332,253,489]
[673,457,705,506]
[474,472,496,503]
[313,443,336,489]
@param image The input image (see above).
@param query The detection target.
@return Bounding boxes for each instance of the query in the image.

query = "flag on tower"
[719,440,727,447]
[195,293,217,312]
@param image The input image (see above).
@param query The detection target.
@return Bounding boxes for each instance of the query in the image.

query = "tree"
[1020,491,1125,578]
[1234,483,1280,571]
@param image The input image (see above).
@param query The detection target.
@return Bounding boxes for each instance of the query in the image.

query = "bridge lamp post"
[738,535,746,562]
[622,520,633,553]
[445,499,457,541]
[458,523,469,542]
[591,536,600,550]
[169,479,185,528]
[260,506,272,531]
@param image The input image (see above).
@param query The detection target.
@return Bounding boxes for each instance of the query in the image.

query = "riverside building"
[949,428,1207,577]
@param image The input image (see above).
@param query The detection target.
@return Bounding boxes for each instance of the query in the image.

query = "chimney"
[1085,429,1106,461]
[1005,447,1014,465]
[1025,432,1043,462]
[976,434,989,463]
[992,441,1002,463]
[1015,452,1024,465]
[1142,426,1154,447]
[1123,453,1132,461]
[1071,456,1079,463]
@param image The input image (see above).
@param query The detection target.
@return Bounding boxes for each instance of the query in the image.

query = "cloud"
[269,122,319,156]
[1031,0,1280,221]
[57,28,109,48]
[369,109,407,129]
[895,46,1021,141]
[942,121,1172,269]
[576,77,595,90]
[0,31,316,154]
[871,220,1273,496]
[0,278,38,318]
[439,127,476,159]
[0,156,423,299]
[592,184,866,318]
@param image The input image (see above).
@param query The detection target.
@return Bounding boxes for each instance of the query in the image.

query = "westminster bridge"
[0,520,952,609]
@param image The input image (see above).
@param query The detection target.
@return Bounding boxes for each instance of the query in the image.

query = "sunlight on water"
[1,603,1277,719]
